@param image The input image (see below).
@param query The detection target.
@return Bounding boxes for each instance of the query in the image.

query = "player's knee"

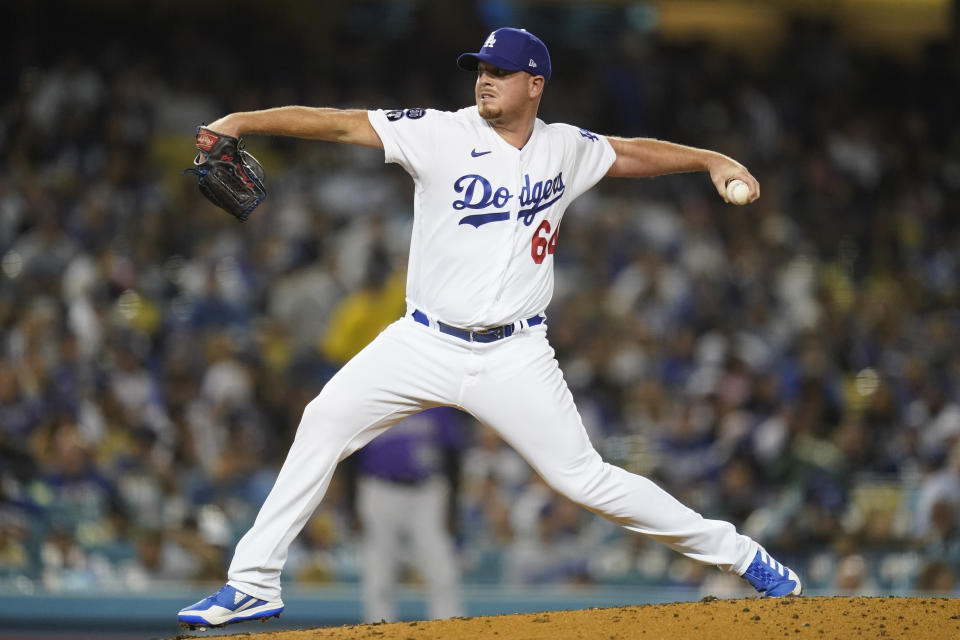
[299,396,325,425]
[544,460,610,507]
[298,396,350,434]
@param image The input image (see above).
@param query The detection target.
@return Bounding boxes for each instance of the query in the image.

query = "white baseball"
[726,179,750,205]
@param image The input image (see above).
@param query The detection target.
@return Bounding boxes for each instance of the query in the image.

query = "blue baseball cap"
[457,28,552,82]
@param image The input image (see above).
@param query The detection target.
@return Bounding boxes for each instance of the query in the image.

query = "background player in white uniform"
[178,27,802,629]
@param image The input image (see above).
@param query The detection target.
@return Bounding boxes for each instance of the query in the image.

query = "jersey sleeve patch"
[385,108,427,122]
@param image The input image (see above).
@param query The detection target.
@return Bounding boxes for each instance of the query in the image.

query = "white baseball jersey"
[368,106,616,329]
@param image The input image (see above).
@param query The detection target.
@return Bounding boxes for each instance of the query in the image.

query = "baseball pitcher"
[179,27,800,629]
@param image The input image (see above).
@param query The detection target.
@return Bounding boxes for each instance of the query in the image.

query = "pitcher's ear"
[529,75,545,98]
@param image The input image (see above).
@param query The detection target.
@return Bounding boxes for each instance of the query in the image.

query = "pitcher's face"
[475,62,540,122]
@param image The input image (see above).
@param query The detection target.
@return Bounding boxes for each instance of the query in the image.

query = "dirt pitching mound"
[175,596,960,640]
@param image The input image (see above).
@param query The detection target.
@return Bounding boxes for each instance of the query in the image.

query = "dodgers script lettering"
[452,172,565,227]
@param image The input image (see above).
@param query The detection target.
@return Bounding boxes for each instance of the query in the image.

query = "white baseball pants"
[227,316,759,601]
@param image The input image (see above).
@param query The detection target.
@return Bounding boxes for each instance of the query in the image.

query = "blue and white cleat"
[178,584,284,629]
[742,547,802,597]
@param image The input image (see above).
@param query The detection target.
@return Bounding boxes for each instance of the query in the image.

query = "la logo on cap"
[483,33,496,48]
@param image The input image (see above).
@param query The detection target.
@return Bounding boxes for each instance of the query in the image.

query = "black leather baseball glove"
[184,126,266,221]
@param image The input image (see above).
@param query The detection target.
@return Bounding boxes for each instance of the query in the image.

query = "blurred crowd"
[2,2,960,598]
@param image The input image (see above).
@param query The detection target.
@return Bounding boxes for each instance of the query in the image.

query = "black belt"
[412,309,543,343]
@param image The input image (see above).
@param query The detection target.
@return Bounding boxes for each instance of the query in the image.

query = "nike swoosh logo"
[470,149,491,157]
